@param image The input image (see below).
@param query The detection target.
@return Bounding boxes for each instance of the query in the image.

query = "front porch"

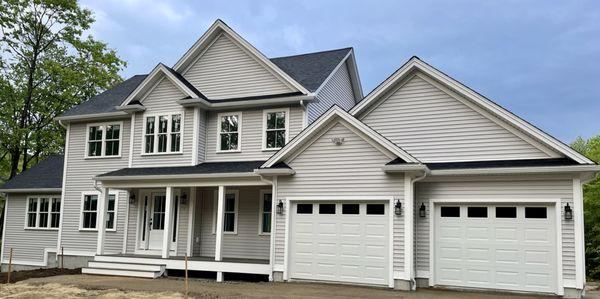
[92,168,279,280]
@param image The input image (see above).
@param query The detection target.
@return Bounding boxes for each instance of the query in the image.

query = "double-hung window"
[86,122,122,158]
[262,108,289,150]
[213,190,238,234]
[144,113,182,154]
[259,191,272,234]
[217,112,241,152]
[25,196,61,229]
[81,193,117,230]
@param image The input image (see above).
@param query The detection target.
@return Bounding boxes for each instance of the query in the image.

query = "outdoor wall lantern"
[419,203,426,218]
[129,193,136,205]
[564,203,573,220]
[180,192,188,205]
[394,200,402,216]
[277,200,284,214]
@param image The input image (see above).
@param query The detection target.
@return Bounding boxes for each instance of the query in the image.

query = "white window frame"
[84,121,124,159]
[24,196,61,230]
[216,111,242,153]
[262,108,290,151]
[212,189,239,235]
[79,191,119,232]
[258,189,272,235]
[141,111,184,155]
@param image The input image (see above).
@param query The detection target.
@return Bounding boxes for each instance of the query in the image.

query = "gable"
[182,33,296,100]
[309,61,356,123]
[359,73,560,162]
[141,77,187,113]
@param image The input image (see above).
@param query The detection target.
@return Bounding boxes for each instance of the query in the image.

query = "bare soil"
[0,268,81,284]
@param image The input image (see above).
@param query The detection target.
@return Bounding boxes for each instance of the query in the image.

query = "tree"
[0,0,126,180]
[571,135,600,279]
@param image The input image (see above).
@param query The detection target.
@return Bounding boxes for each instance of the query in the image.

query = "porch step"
[83,259,166,279]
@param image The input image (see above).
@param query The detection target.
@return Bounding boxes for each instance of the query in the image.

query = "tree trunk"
[8,148,20,179]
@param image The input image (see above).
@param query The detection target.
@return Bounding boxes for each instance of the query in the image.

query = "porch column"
[162,186,175,258]
[96,187,109,255]
[215,185,226,282]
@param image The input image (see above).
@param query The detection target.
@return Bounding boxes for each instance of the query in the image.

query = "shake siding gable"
[131,78,194,167]
[309,61,355,123]
[61,121,130,253]
[275,122,405,273]
[360,74,555,162]
[205,106,304,162]
[182,34,295,100]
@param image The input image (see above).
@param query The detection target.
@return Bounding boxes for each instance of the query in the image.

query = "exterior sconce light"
[180,193,188,205]
[394,200,402,216]
[277,200,284,214]
[419,203,426,218]
[129,193,136,205]
[331,137,345,145]
[564,203,573,220]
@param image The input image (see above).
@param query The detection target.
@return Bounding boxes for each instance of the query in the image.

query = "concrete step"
[87,261,164,272]
[82,267,161,279]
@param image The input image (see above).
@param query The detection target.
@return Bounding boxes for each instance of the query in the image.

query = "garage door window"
[441,206,460,217]
[496,207,517,218]
[525,207,547,218]
[366,204,385,215]
[319,204,336,214]
[467,207,487,218]
[342,204,359,214]
[297,204,313,214]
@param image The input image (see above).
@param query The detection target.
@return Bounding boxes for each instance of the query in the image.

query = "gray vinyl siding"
[359,74,554,162]
[61,121,130,253]
[193,186,270,259]
[275,121,405,273]
[125,193,137,253]
[414,176,575,281]
[308,60,355,123]
[1,193,60,263]
[182,33,294,100]
[175,187,190,256]
[131,78,194,167]
[197,109,207,163]
[204,106,304,162]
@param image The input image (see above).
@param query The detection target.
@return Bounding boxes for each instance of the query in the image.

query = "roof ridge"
[270,47,352,60]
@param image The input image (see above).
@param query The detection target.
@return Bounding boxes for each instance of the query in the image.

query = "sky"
[80,0,600,143]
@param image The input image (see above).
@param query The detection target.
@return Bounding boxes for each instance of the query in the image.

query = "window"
[81,192,117,230]
[259,191,272,234]
[263,109,289,150]
[86,122,122,158]
[441,206,460,217]
[297,204,313,214]
[25,196,61,229]
[217,112,241,152]
[366,204,385,215]
[467,207,488,218]
[319,204,336,214]
[496,207,517,218]
[144,113,183,154]
[525,207,547,219]
[213,191,238,234]
[342,204,360,215]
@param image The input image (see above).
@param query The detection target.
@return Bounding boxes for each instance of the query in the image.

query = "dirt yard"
[0,274,576,299]
[0,268,81,284]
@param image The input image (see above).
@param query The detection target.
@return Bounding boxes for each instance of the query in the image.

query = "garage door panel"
[435,204,557,294]
[290,201,389,286]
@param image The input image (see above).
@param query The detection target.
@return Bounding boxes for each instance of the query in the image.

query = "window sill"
[211,231,238,235]
[24,227,59,231]
[216,150,241,154]
[258,232,271,236]
[262,148,282,152]
[141,152,183,156]
[78,228,118,232]
[85,155,122,160]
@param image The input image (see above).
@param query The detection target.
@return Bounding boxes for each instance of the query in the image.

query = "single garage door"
[290,202,390,286]
[434,204,557,293]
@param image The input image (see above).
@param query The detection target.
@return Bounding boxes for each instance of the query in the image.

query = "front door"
[148,193,166,250]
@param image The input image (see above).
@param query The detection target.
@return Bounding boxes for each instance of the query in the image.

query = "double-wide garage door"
[435,204,557,293]
[290,201,389,285]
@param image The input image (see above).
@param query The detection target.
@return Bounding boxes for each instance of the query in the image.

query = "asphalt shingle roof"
[425,158,578,170]
[98,161,268,177]
[60,48,352,118]
[0,155,64,191]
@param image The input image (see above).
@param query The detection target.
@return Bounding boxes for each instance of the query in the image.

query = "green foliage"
[571,135,600,279]
[0,0,126,180]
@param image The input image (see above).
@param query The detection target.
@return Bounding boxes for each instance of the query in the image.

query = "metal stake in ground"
[7,247,13,283]
[185,255,189,298]
[61,246,64,270]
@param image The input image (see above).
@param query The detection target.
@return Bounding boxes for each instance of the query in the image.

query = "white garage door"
[290,202,390,286]
[434,204,557,293]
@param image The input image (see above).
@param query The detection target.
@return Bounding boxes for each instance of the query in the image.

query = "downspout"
[409,170,428,290]
[300,100,308,128]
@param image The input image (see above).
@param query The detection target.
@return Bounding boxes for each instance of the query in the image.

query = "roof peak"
[270,47,352,60]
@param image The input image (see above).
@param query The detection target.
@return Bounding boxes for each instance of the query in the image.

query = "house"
[0,19,598,298]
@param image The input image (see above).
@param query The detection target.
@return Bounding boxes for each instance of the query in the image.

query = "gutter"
[254,168,295,176]
[429,165,600,176]
[94,172,260,181]
[0,188,62,193]
[382,164,430,173]
[55,111,129,122]
[177,94,316,109]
